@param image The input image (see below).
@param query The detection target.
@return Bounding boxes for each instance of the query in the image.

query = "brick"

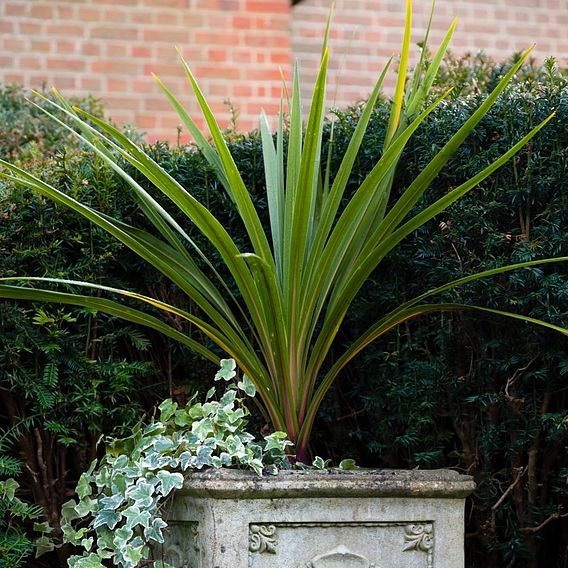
[246,1,289,14]
[81,42,102,56]
[19,22,44,35]
[77,7,102,21]
[56,5,75,20]
[19,56,43,70]
[207,49,228,62]
[46,58,86,72]
[5,3,28,16]
[0,21,14,33]
[4,73,26,83]
[220,0,240,11]
[46,23,83,36]
[91,60,139,74]
[91,26,138,40]
[132,46,152,58]
[56,40,78,53]
[51,76,77,89]
[233,16,253,29]
[30,4,54,19]
[194,31,241,46]
[30,40,51,53]
[141,0,186,7]
[103,10,129,23]
[105,43,129,57]
[143,29,189,43]
[2,38,26,52]
[80,77,103,91]
[156,12,180,26]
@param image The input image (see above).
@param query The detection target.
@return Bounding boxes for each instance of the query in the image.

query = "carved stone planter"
[162,468,475,568]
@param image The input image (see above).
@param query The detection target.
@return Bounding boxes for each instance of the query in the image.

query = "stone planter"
[162,468,475,568]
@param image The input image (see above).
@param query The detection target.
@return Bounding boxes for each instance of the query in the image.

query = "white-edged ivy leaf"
[312,456,328,469]
[153,436,176,453]
[179,451,196,470]
[61,499,80,523]
[67,553,106,568]
[144,517,168,543]
[99,492,125,511]
[123,505,152,529]
[113,525,133,548]
[92,508,121,530]
[34,535,55,557]
[214,358,236,381]
[156,470,184,496]
[33,521,52,534]
[125,479,155,509]
[205,386,216,400]
[2,478,19,500]
[76,472,93,500]
[195,445,214,468]
[75,497,96,517]
[123,544,145,566]
[143,422,166,436]
[158,399,178,422]
[238,374,256,397]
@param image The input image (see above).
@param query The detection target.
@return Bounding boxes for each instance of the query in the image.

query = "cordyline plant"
[1,1,567,462]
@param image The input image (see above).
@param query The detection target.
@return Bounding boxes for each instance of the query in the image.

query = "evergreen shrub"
[1,55,567,567]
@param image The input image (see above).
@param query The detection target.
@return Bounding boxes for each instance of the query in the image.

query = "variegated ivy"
[61,359,292,568]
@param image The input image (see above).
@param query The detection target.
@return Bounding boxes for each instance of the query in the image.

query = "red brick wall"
[292,0,568,110]
[0,0,291,142]
[1,0,567,142]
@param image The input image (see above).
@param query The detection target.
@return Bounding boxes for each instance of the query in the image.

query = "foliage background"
[0,54,567,567]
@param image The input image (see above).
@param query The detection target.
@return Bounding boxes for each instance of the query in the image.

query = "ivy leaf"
[159,399,178,422]
[238,374,256,397]
[61,499,80,524]
[312,456,329,469]
[77,473,93,499]
[179,451,196,470]
[195,445,214,468]
[338,458,358,470]
[113,525,133,548]
[1,478,19,500]
[67,553,106,568]
[153,436,176,453]
[214,358,236,382]
[92,508,121,530]
[144,517,168,543]
[123,544,145,566]
[156,470,184,496]
[75,497,97,517]
[80,537,94,552]
[205,386,216,400]
[99,493,125,511]
[34,534,55,557]
[125,479,156,507]
[33,521,52,534]
[123,505,152,530]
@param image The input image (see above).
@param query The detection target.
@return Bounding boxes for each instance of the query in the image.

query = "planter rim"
[180,468,475,499]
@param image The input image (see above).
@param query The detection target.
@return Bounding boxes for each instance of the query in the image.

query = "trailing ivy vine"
[61,360,292,568]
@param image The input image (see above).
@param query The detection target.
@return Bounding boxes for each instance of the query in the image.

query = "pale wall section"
[0,0,291,141]
[292,0,568,110]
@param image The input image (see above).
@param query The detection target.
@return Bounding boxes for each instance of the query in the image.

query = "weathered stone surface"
[162,469,474,567]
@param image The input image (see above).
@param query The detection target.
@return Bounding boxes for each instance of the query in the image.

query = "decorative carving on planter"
[304,544,376,567]
[249,524,277,554]
[403,523,434,567]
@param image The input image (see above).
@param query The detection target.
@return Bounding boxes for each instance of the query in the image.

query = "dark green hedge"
[1,56,568,567]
